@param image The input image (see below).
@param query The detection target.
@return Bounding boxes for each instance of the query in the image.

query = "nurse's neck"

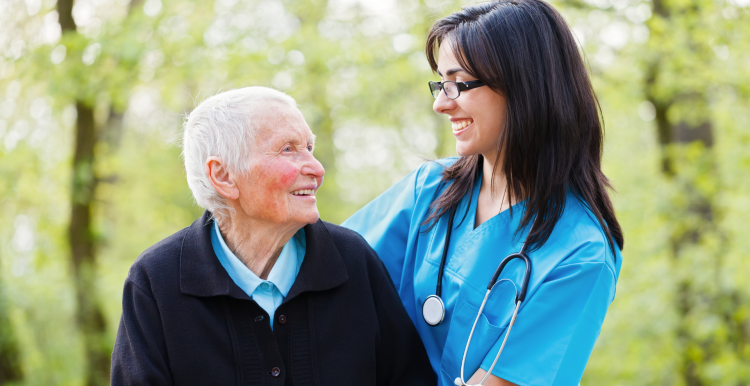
[475,153,514,228]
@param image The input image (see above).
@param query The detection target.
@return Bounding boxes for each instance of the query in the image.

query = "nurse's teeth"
[292,189,315,196]
[452,120,473,130]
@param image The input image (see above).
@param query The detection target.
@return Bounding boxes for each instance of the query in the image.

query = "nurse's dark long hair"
[423,0,624,255]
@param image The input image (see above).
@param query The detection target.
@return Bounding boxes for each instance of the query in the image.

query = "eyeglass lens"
[429,82,441,99]
[443,82,458,99]
[430,81,460,99]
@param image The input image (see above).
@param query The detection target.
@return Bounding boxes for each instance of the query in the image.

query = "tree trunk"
[58,0,111,383]
[648,90,717,386]
[69,102,110,386]
[645,1,749,380]
[0,281,23,384]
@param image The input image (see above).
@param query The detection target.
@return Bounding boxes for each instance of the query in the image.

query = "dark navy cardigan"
[111,211,436,385]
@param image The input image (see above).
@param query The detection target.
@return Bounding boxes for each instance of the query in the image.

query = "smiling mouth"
[291,189,316,196]
[452,119,474,135]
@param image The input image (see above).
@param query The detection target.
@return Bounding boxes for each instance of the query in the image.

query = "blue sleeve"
[341,167,423,291]
[480,258,617,385]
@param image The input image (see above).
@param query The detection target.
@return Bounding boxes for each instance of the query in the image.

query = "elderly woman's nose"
[302,152,325,179]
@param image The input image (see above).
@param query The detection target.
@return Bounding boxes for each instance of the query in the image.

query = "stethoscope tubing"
[456,299,521,386]
[436,205,457,298]
[428,206,534,386]
[455,254,530,385]
[489,253,532,301]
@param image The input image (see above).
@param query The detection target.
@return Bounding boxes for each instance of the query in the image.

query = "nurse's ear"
[206,156,239,200]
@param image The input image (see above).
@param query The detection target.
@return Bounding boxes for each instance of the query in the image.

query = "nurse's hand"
[468,369,518,386]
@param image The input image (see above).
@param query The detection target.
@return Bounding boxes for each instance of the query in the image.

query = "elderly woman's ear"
[206,156,240,200]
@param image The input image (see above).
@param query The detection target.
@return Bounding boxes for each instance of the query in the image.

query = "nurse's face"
[433,42,507,160]
[237,102,325,227]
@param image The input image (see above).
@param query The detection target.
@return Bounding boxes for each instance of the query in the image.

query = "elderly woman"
[111,87,436,385]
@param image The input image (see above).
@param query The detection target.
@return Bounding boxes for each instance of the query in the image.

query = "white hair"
[181,86,298,220]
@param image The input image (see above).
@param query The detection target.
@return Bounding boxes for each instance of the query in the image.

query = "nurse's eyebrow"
[437,68,465,77]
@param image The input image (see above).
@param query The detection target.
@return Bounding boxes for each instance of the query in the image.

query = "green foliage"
[0,0,748,384]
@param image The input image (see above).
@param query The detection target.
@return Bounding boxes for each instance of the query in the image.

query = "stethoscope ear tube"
[488,252,532,302]
[435,205,457,299]
[423,206,456,328]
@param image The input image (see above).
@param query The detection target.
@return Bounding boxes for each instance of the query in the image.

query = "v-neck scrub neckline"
[439,172,527,290]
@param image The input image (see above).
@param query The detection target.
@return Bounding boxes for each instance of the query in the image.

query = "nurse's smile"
[451,118,474,136]
[433,42,507,159]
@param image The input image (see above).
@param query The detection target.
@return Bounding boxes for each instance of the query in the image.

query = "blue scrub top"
[342,159,622,386]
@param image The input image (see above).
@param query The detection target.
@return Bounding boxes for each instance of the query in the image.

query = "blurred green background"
[1,0,749,384]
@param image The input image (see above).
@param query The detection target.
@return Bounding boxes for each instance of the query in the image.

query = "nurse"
[343,1,625,385]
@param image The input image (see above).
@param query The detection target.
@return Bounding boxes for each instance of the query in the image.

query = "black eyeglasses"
[428,80,486,100]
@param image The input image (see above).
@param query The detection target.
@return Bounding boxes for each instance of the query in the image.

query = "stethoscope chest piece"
[422,295,445,326]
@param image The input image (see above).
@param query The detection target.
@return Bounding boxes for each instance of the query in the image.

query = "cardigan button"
[271,367,281,377]
[278,315,287,324]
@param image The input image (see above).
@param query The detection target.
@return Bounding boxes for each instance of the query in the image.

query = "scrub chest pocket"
[441,299,504,384]
[440,278,520,386]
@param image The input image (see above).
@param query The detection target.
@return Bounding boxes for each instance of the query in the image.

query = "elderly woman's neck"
[216,215,301,280]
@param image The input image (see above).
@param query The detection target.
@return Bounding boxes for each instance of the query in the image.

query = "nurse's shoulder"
[342,157,457,236]
[416,157,458,179]
[553,192,623,278]
[399,157,458,201]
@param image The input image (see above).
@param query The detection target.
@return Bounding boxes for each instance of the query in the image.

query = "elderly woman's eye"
[283,145,292,152]
[307,145,313,152]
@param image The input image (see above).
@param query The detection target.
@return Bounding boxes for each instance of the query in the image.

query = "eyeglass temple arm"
[457,81,485,91]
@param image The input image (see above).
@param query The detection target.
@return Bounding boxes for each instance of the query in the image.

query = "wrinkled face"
[237,102,325,227]
[433,41,507,160]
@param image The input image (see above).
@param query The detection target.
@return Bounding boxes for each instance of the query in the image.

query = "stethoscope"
[421,206,532,386]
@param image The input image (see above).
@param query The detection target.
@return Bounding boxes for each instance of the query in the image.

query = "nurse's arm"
[468,369,518,386]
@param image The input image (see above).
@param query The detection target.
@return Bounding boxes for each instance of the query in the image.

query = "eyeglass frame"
[428,80,487,100]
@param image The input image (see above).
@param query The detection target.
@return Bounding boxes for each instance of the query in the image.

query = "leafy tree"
[1,0,748,384]
[561,0,750,383]
[642,0,750,382]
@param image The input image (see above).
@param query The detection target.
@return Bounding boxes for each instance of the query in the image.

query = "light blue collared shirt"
[211,221,306,329]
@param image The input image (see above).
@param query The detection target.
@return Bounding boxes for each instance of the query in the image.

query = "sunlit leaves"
[1,0,749,384]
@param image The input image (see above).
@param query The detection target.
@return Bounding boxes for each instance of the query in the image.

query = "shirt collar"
[265,229,306,297]
[211,220,304,298]
[180,211,345,300]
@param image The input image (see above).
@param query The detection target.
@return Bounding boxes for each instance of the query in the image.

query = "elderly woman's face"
[238,102,325,227]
